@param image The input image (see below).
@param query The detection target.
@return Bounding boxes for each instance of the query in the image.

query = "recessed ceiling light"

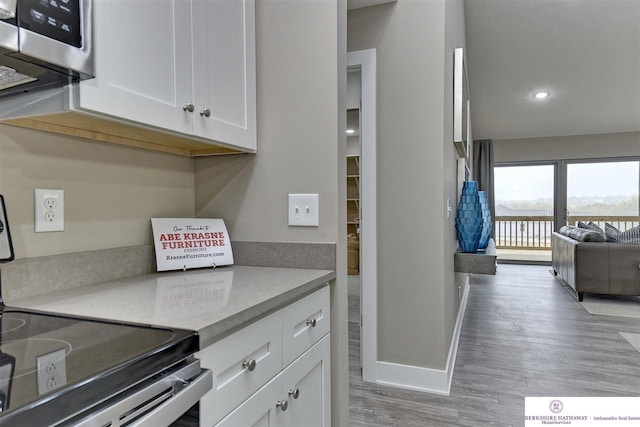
[346,129,355,134]
[533,91,550,100]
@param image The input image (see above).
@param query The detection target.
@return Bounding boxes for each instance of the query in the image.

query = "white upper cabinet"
[77,0,193,135]
[75,0,256,152]
[192,0,256,150]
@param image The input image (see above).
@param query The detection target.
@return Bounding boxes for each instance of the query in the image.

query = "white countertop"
[9,265,335,348]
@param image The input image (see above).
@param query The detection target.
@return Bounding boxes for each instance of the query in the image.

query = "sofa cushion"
[605,223,640,244]
[605,223,621,242]
[558,225,606,242]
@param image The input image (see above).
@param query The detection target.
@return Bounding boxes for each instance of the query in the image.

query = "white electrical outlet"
[36,348,67,395]
[288,194,319,227]
[35,189,64,232]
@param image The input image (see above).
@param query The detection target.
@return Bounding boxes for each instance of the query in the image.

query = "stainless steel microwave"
[0,0,93,99]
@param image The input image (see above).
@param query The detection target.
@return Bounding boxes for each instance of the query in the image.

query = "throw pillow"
[616,225,640,245]
[558,225,606,242]
[605,223,621,242]
[578,221,605,234]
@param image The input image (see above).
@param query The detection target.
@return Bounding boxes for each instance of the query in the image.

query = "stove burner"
[0,319,25,335]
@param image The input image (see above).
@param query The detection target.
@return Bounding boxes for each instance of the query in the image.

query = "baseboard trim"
[375,276,470,396]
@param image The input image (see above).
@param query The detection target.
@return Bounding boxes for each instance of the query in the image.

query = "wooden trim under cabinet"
[3,112,249,157]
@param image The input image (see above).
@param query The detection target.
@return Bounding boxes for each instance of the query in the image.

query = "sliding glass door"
[493,158,640,263]
[566,160,639,231]
[494,164,555,262]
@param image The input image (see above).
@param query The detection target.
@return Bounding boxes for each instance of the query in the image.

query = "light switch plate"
[288,194,319,227]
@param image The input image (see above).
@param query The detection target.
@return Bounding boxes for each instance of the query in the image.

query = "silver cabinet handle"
[200,107,211,117]
[306,318,317,328]
[182,103,195,113]
[242,359,256,372]
[288,388,300,399]
[276,400,288,411]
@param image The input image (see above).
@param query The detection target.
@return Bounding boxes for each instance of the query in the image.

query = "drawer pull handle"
[200,107,211,117]
[288,388,300,399]
[182,102,195,113]
[276,400,288,411]
[242,359,257,372]
[306,318,317,328]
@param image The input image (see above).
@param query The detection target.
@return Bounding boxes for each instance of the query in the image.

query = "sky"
[495,161,639,201]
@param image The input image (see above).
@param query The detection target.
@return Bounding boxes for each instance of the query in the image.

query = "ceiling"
[464,0,640,141]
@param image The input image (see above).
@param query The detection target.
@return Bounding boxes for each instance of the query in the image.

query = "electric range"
[0,306,205,426]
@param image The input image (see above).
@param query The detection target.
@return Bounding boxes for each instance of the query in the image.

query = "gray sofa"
[552,231,640,301]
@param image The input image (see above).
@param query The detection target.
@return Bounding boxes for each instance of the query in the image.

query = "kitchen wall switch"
[288,194,319,227]
[35,188,64,232]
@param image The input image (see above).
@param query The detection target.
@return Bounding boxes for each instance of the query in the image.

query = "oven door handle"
[69,359,212,427]
[131,365,212,427]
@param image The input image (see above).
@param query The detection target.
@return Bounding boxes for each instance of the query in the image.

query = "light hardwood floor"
[349,264,640,426]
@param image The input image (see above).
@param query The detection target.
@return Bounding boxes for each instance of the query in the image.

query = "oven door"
[63,358,212,427]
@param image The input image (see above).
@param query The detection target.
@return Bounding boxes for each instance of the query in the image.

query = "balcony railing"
[494,215,639,250]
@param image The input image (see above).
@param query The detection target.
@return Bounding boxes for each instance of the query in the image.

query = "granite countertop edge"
[8,266,336,349]
[197,272,334,348]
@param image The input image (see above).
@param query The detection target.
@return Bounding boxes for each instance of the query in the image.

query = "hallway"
[349,264,640,426]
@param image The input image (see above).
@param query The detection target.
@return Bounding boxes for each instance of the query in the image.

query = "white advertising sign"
[151,218,234,271]
[525,397,640,426]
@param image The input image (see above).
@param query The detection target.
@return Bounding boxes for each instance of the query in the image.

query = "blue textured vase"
[455,181,483,253]
[477,191,492,250]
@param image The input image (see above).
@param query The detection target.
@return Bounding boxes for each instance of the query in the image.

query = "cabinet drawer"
[281,286,330,367]
[196,311,283,427]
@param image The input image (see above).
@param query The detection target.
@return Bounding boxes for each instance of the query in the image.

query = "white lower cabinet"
[196,311,283,425]
[215,335,331,427]
[198,286,331,427]
[280,335,331,427]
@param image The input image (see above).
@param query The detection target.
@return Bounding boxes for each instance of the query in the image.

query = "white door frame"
[347,48,377,383]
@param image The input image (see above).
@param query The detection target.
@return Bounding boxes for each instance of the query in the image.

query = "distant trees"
[496,195,639,216]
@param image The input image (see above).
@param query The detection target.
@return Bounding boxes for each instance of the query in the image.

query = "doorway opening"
[346,49,376,382]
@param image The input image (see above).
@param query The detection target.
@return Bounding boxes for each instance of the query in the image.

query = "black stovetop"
[0,306,198,426]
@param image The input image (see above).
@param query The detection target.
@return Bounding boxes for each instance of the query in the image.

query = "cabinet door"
[281,335,331,427]
[214,375,285,427]
[191,0,257,151]
[76,0,193,135]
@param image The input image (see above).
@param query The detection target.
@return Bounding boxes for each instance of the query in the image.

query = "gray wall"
[194,1,348,425]
[0,125,194,259]
[348,0,466,371]
[494,131,640,163]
